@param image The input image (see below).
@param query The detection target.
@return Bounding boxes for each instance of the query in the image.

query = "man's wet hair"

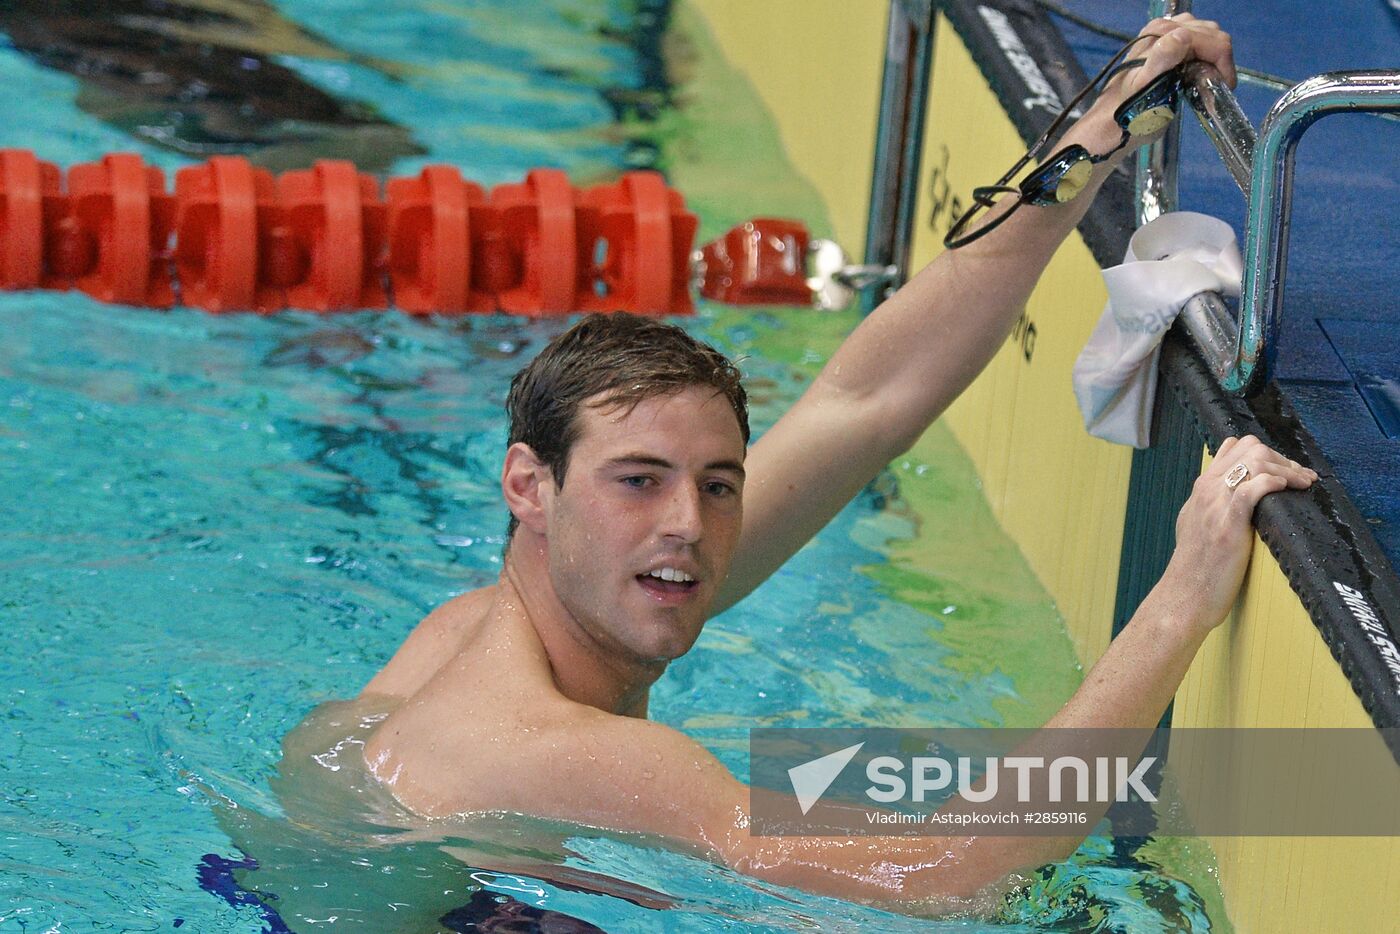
[504,312,749,536]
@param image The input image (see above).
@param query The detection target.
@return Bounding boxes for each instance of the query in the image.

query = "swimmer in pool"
[325,13,1309,909]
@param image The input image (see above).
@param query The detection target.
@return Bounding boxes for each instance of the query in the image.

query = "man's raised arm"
[715,15,1235,613]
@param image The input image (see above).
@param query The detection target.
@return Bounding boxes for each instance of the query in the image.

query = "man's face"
[541,385,745,666]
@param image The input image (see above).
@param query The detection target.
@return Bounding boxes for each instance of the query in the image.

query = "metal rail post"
[862,0,936,312]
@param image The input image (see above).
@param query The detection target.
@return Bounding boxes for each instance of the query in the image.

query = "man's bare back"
[358,585,495,701]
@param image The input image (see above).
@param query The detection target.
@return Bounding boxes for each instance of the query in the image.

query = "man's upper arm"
[434,706,1043,907]
[714,381,912,614]
[469,706,752,857]
[498,710,1034,907]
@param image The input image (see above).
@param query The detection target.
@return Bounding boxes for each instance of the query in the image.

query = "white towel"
[1072,212,1243,448]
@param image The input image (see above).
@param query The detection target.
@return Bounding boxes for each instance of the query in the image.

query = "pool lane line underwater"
[196,850,616,932]
[935,0,1400,750]
[0,0,677,177]
[0,0,424,172]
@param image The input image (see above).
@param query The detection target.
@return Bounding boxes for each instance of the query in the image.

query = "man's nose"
[660,483,704,543]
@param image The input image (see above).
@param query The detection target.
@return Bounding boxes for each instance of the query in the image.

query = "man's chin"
[631,622,705,665]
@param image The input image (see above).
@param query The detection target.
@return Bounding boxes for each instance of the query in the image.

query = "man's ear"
[502,442,555,535]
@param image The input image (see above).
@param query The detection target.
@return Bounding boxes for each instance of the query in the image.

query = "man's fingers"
[1142,12,1196,35]
[1190,25,1236,87]
[1133,19,1237,89]
[1269,456,1319,488]
[1210,435,1318,490]
[1233,473,1290,514]
[1248,445,1318,487]
[1208,435,1255,479]
[1214,435,1240,465]
[1151,26,1232,78]
[1179,22,1235,87]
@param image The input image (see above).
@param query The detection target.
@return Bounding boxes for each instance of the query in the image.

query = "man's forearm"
[720,17,1238,613]
[1046,585,1208,732]
[715,112,1142,612]
[813,108,1130,456]
[897,588,1212,901]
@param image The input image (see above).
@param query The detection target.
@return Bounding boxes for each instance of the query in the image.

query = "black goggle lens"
[1021,146,1094,206]
[1116,70,1181,137]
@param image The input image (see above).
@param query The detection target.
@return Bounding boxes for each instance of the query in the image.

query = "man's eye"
[704,481,736,497]
[621,476,652,489]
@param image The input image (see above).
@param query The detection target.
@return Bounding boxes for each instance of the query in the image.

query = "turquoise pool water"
[1,2,1224,930]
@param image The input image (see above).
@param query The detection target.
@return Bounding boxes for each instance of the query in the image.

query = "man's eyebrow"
[603,454,746,477]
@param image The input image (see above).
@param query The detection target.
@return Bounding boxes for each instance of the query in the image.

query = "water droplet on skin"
[642,770,655,780]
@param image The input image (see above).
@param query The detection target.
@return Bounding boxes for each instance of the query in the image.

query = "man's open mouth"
[637,567,699,596]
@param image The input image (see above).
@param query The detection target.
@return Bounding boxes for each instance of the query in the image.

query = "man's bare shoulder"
[361,660,594,817]
[358,583,498,700]
[366,684,741,832]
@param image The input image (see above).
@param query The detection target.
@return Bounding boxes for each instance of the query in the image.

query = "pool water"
[0,1,1227,931]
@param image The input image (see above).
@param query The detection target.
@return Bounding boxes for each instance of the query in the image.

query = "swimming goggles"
[944,35,1181,249]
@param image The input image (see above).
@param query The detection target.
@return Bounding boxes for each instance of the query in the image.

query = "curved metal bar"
[1173,291,1237,385]
[1181,60,1256,194]
[1225,71,1400,393]
[1169,61,1259,385]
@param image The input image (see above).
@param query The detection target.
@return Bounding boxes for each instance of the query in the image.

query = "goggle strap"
[944,32,1168,250]
[1104,58,1149,84]
[1013,35,1159,174]
[971,184,1021,206]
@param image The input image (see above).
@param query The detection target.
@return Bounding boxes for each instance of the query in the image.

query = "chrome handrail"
[1168,60,1257,389]
[1151,64,1400,394]
[1181,71,1400,393]
[1233,71,1400,392]
[1182,61,1256,193]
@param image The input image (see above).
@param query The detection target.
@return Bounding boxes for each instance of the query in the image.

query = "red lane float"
[696,217,811,307]
[68,153,176,307]
[492,168,578,316]
[0,148,813,316]
[0,149,54,290]
[174,156,281,313]
[386,165,494,315]
[279,160,387,312]
[579,170,697,316]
